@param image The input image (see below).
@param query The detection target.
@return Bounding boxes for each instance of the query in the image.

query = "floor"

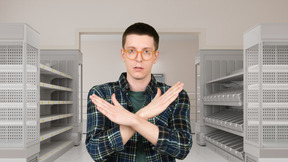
[55,134,228,162]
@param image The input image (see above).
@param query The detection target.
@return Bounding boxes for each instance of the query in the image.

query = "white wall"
[81,35,125,91]
[1,0,287,49]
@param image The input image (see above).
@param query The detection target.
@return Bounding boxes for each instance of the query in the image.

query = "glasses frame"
[124,49,155,61]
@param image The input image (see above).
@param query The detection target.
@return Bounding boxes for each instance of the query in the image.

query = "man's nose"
[135,52,142,61]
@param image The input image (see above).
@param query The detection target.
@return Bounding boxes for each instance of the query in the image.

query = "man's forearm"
[131,115,159,146]
[119,112,158,146]
[119,125,136,145]
[119,110,145,145]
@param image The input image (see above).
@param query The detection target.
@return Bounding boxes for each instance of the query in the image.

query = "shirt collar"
[118,72,130,93]
[118,72,158,95]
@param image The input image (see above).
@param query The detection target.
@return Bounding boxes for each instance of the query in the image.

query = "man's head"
[122,22,159,50]
[121,22,160,85]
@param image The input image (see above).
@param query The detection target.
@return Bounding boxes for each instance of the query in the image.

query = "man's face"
[121,34,159,82]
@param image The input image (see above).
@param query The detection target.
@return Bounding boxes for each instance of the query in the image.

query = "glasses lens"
[142,50,153,60]
[126,49,137,59]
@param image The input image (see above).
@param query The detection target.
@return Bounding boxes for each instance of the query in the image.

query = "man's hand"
[137,82,184,120]
[90,93,137,126]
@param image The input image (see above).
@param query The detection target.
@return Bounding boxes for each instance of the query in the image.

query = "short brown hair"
[122,22,159,50]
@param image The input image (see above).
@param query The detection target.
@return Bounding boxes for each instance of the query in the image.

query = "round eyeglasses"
[124,49,155,61]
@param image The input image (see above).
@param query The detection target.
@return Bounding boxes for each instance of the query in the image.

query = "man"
[86,22,192,161]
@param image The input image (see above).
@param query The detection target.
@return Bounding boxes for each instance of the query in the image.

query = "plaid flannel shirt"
[86,73,192,162]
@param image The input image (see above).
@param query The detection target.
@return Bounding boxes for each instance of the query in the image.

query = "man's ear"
[121,48,125,62]
[153,51,159,64]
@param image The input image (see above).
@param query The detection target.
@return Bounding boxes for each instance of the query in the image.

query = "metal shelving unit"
[0,23,40,162]
[39,50,82,162]
[244,23,288,162]
[0,24,83,162]
[194,49,244,162]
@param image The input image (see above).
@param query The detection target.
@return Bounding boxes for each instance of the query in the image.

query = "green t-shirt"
[128,91,147,162]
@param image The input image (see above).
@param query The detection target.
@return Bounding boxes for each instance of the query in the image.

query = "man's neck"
[127,74,151,92]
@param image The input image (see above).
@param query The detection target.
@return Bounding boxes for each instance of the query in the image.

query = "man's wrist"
[129,114,143,128]
[136,110,148,120]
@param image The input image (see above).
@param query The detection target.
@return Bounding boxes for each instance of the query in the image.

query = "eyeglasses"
[124,49,155,61]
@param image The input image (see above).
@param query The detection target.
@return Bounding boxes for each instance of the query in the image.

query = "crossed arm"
[89,82,184,146]
[86,82,192,161]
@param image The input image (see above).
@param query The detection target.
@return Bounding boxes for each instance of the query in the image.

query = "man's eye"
[143,50,151,54]
[128,49,135,53]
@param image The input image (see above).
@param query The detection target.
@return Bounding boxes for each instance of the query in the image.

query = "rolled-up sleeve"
[85,87,124,161]
[153,90,193,160]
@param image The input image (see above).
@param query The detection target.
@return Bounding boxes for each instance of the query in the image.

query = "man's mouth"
[134,66,144,70]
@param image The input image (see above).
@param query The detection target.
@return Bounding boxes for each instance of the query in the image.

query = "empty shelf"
[40,113,73,123]
[207,70,243,84]
[203,88,243,106]
[40,100,73,105]
[205,130,244,160]
[40,82,73,92]
[40,126,73,141]
[205,122,243,137]
[204,110,243,136]
[39,140,74,162]
[40,64,72,79]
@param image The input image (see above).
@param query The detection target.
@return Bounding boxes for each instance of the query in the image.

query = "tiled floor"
[55,134,228,162]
